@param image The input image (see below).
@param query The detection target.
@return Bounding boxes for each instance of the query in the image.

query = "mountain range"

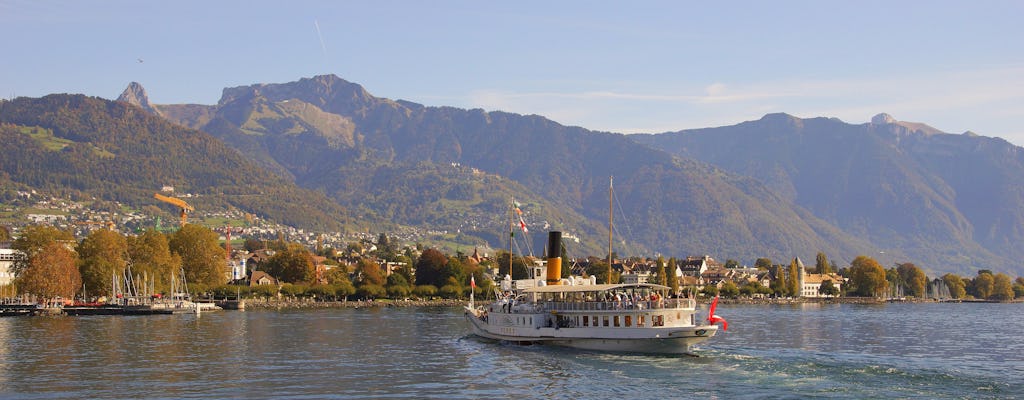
[634,112,1024,275]
[1,74,1019,276]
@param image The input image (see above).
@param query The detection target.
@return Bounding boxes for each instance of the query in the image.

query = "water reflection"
[0,303,1020,399]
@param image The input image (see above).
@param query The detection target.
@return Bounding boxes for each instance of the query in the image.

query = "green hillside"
[0,95,349,231]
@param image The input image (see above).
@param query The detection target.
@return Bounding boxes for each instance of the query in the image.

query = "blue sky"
[3,0,1023,144]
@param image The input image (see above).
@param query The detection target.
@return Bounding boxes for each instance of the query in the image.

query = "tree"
[17,241,81,301]
[585,261,617,285]
[849,256,887,297]
[77,229,128,297]
[991,273,1014,301]
[719,281,739,298]
[0,225,10,242]
[415,248,449,287]
[355,259,385,287]
[787,258,801,297]
[127,229,180,294]
[386,273,412,298]
[653,256,667,287]
[442,257,467,290]
[754,257,773,271]
[169,224,226,287]
[439,276,464,299]
[895,263,928,298]
[243,238,266,252]
[770,265,787,296]
[493,251,529,280]
[818,279,839,297]
[815,252,831,274]
[666,257,680,295]
[11,225,75,277]
[973,271,994,299]
[263,243,316,284]
[942,273,967,299]
[724,259,739,269]
[375,232,397,260]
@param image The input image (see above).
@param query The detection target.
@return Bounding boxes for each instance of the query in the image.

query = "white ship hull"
[465,309,717,354]
[464,282,722,355]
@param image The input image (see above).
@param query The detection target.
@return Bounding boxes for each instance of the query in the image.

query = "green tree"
[169,224,226,287]
[818,279,839,297]
[585,261,617,284]
[815,252,831,274]
[386,273,412,298]
[17,241,81,301]
[942,273,967,299]
[442,257,467,290]
[0,225,10,242]
[493,251,529,280]
[724,259,739,269]
[895,263,928,298]
[973,271,994,299]
[754,257,773,271]
[263,243,316,284]
[653,256,668,287]
[770,265,787,296]
[77,229,128,297]
[439,276,464,299]
[1012,277,1024,299]
[849,256,888,297]
[243,238,266,252]
[356,284,386,299]
[787,258,801,297]
[127,229,179,294]
[413,284,438,298]
[991,273,1014,301]
[666,257,680,295]
[333,281,356,299]
[720,281,739,298]
[11,225,75,276]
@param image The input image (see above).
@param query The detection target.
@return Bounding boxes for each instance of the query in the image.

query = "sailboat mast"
[509,198,514,279]
[608,176,613,284]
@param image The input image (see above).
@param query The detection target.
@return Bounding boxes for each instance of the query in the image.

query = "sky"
[3,0,1023,144]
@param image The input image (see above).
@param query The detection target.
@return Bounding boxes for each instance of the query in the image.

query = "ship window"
[603,316,609,327]
[638,315,645,327]
[614,316,620,327]
[583,316,589,326]
[625,315,632,327]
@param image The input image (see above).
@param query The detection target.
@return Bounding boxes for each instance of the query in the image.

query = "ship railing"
[540,298,695,312]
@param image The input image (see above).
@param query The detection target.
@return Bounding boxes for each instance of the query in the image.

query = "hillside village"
[0,188,855,300]
[3,187,1021,304]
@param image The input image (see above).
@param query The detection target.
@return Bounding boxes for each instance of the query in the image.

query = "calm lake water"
[0,302,1021,399]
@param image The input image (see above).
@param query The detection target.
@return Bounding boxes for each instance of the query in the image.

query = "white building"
[0,248,23,286]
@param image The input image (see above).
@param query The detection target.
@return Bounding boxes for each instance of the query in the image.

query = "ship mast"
[509,197,514,279]
[607,176,613,284]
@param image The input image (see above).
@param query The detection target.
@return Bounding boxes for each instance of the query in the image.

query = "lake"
[0,302,1021,399]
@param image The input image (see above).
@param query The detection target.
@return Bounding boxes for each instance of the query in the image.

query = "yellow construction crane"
[153,193,195,227]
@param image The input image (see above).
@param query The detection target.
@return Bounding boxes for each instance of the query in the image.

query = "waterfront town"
[1,189,1022,315]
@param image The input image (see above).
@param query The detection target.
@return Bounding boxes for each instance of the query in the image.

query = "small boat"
[465,231,726,355]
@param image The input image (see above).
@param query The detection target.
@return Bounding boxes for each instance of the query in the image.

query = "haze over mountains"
[1,74,1018,276]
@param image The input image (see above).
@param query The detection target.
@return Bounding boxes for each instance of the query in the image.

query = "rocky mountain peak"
[871,113,897,125]
[116,82,161,116]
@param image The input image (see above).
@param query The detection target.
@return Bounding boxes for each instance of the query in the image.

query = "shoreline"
[223,296,1015,310]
